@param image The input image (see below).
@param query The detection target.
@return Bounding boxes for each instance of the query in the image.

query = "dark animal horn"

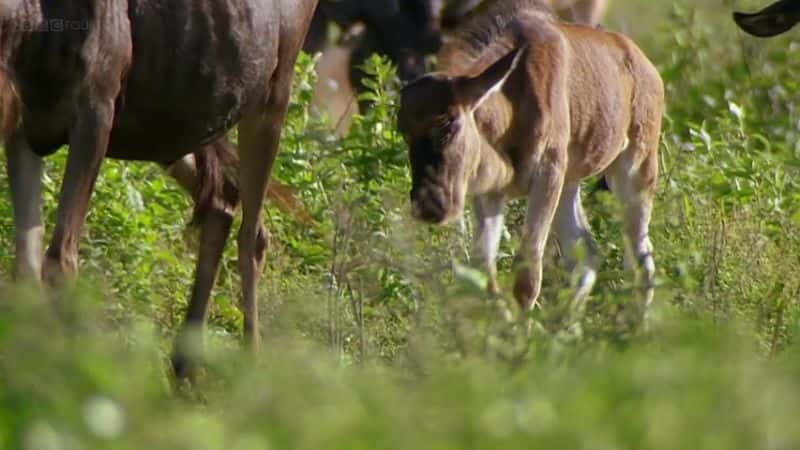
[733,0,800,37]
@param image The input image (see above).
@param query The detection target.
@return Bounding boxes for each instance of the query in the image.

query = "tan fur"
[546,0,608,25]
[401,8,663,310]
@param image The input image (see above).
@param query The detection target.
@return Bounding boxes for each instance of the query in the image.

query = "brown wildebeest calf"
[0,0,318,379]
[733,0,800,37]
[399,1,664,311]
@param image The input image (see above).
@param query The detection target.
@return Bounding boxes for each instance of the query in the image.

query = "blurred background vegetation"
[3,0,800,448]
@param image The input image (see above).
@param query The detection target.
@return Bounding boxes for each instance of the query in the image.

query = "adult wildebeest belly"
[107,0,281,162]
[14,0,282,163]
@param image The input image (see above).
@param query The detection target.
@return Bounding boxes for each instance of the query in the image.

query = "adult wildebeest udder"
[0,0,318,380]
[399,0,663,312]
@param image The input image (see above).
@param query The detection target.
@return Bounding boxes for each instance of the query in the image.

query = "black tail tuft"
[191,138,240,225]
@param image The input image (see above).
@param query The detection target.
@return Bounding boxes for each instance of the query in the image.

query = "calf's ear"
[734,0,800,37]
[455,46,526,112]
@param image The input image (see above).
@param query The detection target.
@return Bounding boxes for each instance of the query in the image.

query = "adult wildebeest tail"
[192,139,315,226]
[734,0,800,37]
[0,64,21,142]
[192,139,240,225]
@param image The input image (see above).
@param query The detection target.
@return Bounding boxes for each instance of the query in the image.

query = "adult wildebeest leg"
[41,20,130,285]
[5,136,44,281]
[42,92,123,286]
[236,56,299,352]
[513,149,567,311]
[236,117,278,353]
[553,182,598,306]
[473,192,505,295]
[163,152,235,380]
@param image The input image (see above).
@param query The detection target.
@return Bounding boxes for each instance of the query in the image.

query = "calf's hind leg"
[553,182,598,307]
[605,145,657,312]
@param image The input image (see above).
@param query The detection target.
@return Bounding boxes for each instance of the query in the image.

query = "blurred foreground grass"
[2,285,800,450]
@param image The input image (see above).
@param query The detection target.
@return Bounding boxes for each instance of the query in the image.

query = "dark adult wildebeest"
[0,0,318,379]
[305,0,444,81]
[399,0,664,311]
[733,0,800,37]
[306,0,447,134]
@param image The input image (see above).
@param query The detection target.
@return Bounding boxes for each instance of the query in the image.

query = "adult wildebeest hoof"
[171,352,199,384]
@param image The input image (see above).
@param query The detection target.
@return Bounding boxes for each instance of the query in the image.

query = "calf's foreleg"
[513,147,567,311]
[472,192,505,295]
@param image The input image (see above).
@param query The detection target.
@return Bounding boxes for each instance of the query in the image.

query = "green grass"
[3,1,800,448]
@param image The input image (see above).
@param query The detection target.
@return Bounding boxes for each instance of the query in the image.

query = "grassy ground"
[3,1,800,448]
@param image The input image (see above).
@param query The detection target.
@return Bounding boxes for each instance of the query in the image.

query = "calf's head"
[398,48,523,224]
[734,0,800,37]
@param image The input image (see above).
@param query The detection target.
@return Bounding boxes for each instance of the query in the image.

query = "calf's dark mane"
[440,0,551,74]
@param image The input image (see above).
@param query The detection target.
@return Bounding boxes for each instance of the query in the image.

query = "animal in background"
[306,0,446,134]
[305,0,444,81]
